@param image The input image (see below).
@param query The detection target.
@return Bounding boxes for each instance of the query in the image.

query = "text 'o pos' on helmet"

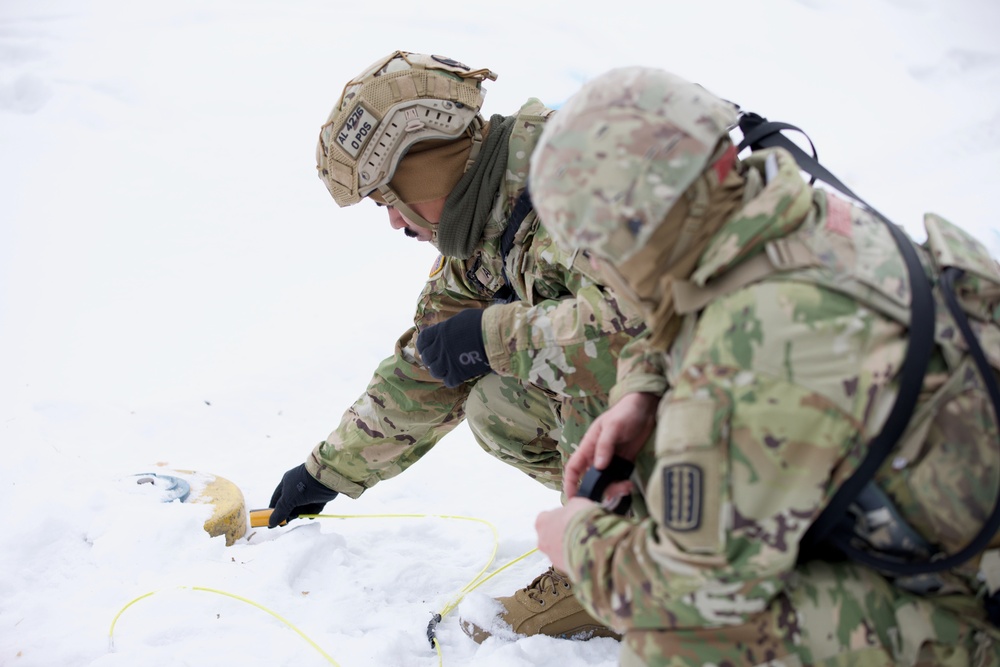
[316,51,498,208]
[529,66,738,265]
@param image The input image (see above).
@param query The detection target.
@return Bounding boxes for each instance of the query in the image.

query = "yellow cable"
[108,590,157,648]
[108,512,544,667]
[430,546,540,667]
[308,514,540,622]
[437,547,538,619]
[309,513,502,605]
[108,585,340,666]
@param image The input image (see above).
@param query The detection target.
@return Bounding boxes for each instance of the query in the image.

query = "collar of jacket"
[692,147,814,287]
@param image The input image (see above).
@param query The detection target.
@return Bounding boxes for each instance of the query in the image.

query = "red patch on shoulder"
[712,144,738,183]
[825,195,853,238]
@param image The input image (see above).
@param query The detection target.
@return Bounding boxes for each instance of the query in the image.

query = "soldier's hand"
[564,391,659,497]
[535,497,596,572]
[268,463,339,528]
[416,309,491,388]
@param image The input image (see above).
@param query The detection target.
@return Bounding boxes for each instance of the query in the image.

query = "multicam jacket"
[564,149,1000,665]
[305,99,660,498]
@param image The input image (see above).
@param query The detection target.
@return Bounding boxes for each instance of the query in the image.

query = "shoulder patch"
[428,255,445,279]
[825,194,853,238]
[662,463,703,532]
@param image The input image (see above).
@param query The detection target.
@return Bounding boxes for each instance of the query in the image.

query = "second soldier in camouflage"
[531,66,1000,666]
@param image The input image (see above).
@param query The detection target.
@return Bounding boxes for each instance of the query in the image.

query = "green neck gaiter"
[437,114,516,259]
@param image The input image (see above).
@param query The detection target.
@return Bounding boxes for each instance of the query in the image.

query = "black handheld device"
[574,454,635,516]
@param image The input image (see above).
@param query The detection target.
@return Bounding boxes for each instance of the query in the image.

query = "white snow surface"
[2,1,999,665]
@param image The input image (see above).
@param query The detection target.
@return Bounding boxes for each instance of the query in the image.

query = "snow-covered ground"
[2,1,998,665]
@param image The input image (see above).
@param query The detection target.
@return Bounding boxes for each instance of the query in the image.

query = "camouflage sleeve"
[608,329,667,405]
[562,280,901,632]
[480,251,654,399]
[562,377,859,632]
[306,327,470,498]
[305,255,486,498]
[480,283,650,398]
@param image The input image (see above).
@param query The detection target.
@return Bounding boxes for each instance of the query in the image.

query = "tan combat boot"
[460,567,621,643]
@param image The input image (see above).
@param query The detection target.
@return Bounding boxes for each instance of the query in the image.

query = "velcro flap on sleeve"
[656,398,717,454]
[649,398,726,555]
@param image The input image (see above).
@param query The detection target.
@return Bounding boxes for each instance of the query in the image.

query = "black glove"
[268,463,339,528]
[416,309,491,388]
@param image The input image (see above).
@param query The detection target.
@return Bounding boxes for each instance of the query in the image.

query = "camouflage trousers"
[619,559,1000,666]
[464,373,607,495]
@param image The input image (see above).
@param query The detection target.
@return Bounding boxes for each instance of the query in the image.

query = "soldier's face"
[384,197,446,243]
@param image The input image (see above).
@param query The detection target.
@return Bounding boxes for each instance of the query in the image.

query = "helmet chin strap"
[375,185,439,246]
[376,186,436,230]
[464,116,486,173]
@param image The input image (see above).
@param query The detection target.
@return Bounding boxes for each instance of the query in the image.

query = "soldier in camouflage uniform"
[531,66,1000,665]
[267,51,661,642]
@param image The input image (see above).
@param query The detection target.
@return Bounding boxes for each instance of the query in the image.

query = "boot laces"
[524,567,572,604]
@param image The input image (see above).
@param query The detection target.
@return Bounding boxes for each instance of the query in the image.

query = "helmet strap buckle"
[377,186,436,231]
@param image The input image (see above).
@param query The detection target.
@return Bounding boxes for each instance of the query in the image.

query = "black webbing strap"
[491,187,533,305]
[736,113,937,559]
[739,113,849,200]
[502,187,533,259]
[801,217,935,560]
[833,266,1000,575]
[738,113,819,185]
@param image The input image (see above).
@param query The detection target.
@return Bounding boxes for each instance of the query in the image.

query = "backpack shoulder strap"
[491,187,534,305]
[745,112,1000,577]
[736,113,937,559]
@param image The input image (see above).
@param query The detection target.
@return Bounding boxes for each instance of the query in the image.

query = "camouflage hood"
[530,67,738,267]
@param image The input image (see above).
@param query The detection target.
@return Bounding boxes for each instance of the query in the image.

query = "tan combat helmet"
[317,51,497,230]
[529,66,738,265]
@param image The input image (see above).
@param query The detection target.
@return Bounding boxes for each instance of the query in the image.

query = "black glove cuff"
[295,466,340,503]
[445,309,488,370]
[417,309,490,388]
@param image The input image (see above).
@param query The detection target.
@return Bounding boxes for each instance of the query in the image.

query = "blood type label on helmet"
[336,104,379,158]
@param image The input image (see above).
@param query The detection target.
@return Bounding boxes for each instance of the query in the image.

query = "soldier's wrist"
[563,503,615,577]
